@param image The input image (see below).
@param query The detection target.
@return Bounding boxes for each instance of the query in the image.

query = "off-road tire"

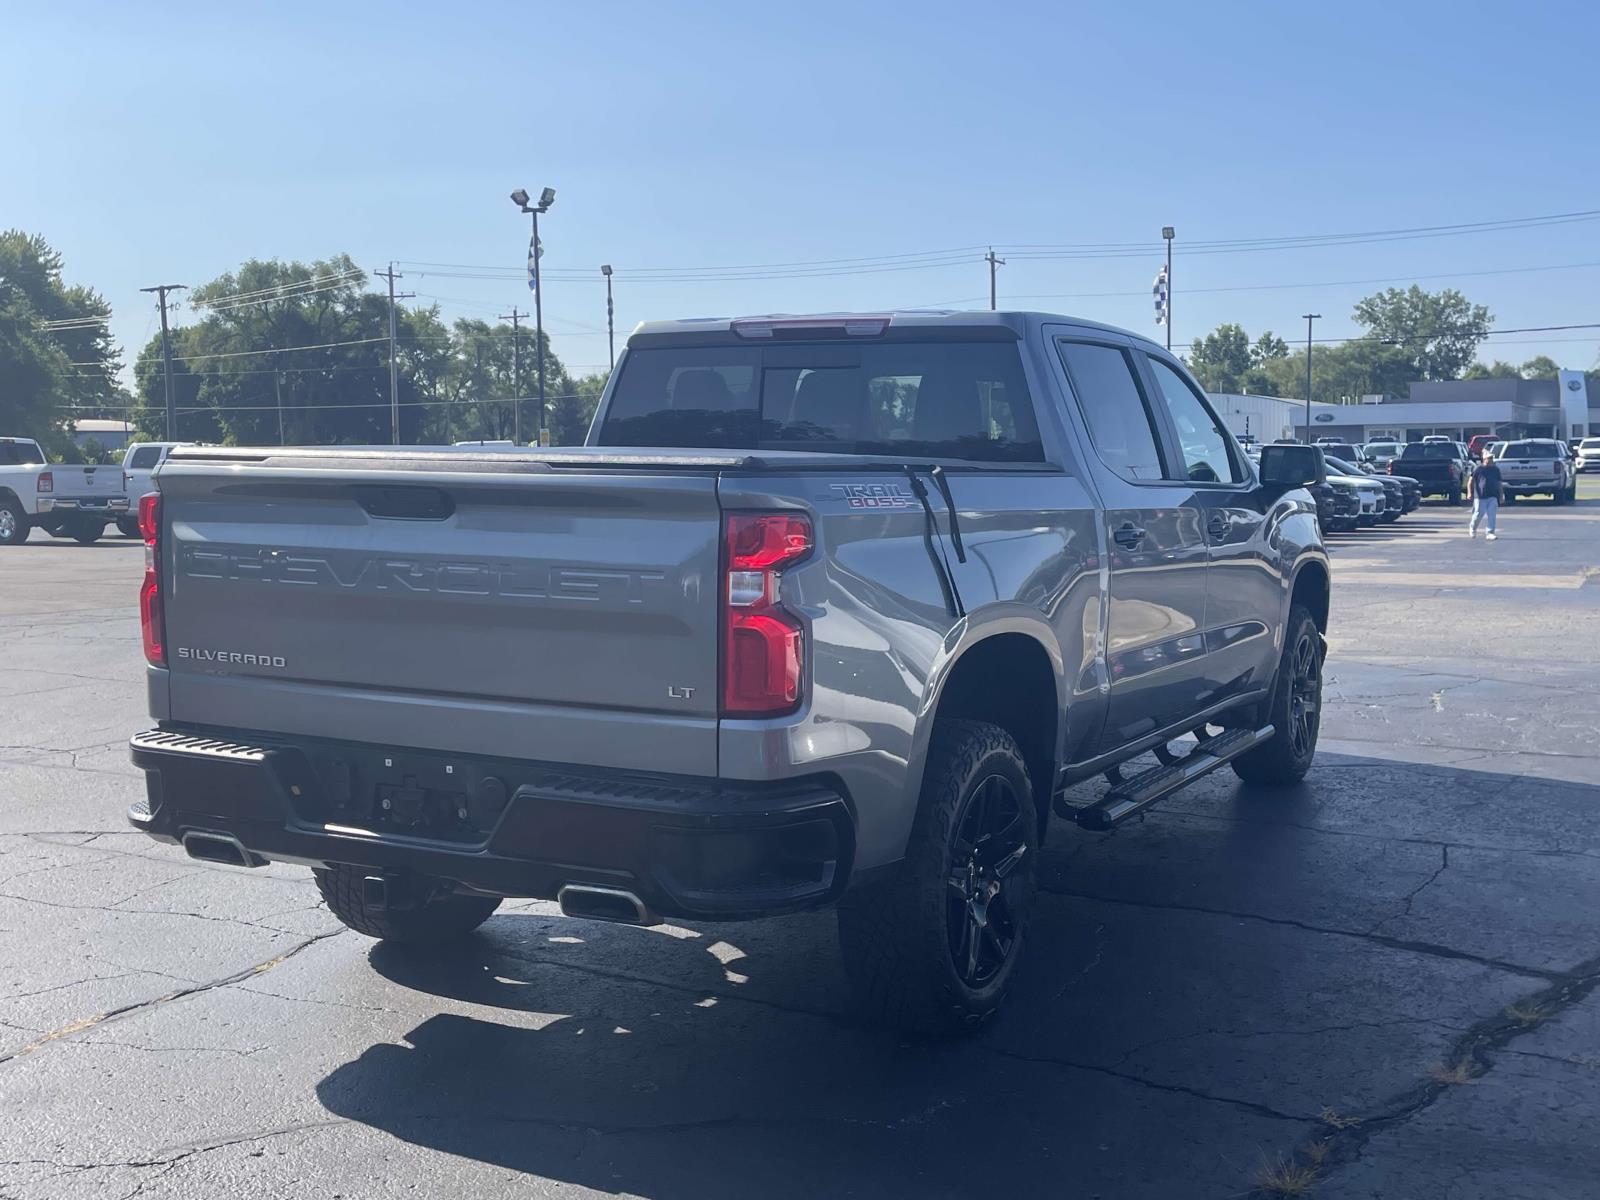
[313,864,501,944]
[116,516,141,538]
[1448,487,1461,506]
[0,497,28,546]
[837,719,1037,1036]
[1232,604,1323,786]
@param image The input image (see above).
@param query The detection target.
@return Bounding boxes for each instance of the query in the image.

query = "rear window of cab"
[598,340,1043,462]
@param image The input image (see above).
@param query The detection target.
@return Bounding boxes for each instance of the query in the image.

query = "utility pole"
[601,265,615,371]
[374,264,413,444]
[275,370,285,446]
[140,284,186,440]
[499,307,528,443]
[1302,313,1321,442]
[985,248,1005,311]
[1161,227,1175,351]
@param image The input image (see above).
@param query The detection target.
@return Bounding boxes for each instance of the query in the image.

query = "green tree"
[1187,323,1255,392]
[552,371,608,445]
[0,231,126,446]
[1519,355,1561,379]
[1462,360,1521,380]
[0,280,68,434]
[1350,286,1491,381]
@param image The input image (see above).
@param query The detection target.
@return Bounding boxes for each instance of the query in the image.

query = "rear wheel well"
[933,633,1058,843]
[1291,561,1329,634]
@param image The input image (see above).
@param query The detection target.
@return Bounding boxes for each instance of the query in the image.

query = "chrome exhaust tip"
[556,884,658,927]
[180,830,265,869]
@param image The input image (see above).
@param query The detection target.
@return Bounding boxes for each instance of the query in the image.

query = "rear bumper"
[37,496,129,516]
[1502,479,1564,493]
[128,726,855,921]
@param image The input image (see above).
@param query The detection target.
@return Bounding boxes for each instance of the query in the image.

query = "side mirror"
[1259,443,1325,490]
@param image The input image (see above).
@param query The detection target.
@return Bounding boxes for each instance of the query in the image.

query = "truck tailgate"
[53,464,122,495]
[155,454,723,775]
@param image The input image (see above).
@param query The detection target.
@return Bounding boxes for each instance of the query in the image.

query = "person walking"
[1467,447,1503,540]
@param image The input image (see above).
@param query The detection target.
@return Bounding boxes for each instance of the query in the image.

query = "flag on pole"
[527,233,543,293]
[1153,263,1169,327]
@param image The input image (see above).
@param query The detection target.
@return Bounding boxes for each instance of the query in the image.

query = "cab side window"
[1056,341,1167,482]
[1146,357,1243,484]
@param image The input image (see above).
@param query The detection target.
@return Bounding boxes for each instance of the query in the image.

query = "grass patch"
[1303,1139,1332,1166]
[1504,1003,1545,1024]
[1429,1058,1476,1085]
[1318,1107,1360,1129]
[1252,1153,1318,1197]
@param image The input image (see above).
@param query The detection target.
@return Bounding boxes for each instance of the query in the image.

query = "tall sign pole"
[1302,313,1321,441]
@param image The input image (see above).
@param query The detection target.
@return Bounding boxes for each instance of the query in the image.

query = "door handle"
[1112,523,1146,549]
[1206,514,1229,541]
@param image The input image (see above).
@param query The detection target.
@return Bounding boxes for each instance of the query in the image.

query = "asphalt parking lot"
[2,483,1598,1200]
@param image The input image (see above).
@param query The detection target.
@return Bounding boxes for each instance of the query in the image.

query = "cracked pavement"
[1,492,1598,1198]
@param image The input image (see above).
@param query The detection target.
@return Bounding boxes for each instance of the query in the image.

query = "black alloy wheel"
[946,774,1027,988]
[1287,624,1321,761]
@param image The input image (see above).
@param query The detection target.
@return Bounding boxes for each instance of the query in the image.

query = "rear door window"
[128,446,163,469]
[599,340,1042,461]
[1055,341,1166,482]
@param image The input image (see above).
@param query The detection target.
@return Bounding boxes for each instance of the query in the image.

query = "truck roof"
[626,310,1165,351]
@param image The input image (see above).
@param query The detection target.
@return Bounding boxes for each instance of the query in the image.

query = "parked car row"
[1252,442,1422,534]
[0,438,184,546]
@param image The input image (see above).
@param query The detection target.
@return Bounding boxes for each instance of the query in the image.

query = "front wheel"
[838,719,1037,1036]
[1448,487,1462,506]
[1232,605,1323,786]
[116,516,141,539]
[313,864,501,944]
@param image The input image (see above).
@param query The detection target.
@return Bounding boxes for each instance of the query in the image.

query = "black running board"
[1071,726,1275,831]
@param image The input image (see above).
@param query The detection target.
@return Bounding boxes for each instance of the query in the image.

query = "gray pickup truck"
[128,311,1330,1032]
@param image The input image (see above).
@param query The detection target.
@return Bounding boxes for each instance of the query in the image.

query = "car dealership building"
[1210,370,1595,445]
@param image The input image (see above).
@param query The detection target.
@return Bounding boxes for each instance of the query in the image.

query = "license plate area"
[286,745,514,845]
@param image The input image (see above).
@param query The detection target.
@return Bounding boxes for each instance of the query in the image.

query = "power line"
[395,207,1600,283]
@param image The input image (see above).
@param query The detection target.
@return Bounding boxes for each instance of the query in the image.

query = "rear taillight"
[36,471,52,494]
[138,493,164,666]
[721,512,812,716]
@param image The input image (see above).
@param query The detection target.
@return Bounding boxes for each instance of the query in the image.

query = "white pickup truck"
[117,442,188,537]
[0,436,130,546]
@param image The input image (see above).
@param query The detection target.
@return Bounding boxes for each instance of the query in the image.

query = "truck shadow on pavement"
[314,752,1600,1199]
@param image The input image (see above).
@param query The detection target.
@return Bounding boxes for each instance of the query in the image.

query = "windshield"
[1580,439,1600,450]
[1399,443,1461,460]
[598,339,1044,461]
[1324,457,1366,476]
[1495,441,1558,459]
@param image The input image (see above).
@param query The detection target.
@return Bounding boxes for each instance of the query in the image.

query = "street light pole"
[511,187,555,444]
[531,207,546,443]
[1302,313,1321,441]
[601,264,615,371]
[1162,227,1175,352]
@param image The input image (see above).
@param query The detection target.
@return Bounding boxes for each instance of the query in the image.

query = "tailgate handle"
[354,486,455,521]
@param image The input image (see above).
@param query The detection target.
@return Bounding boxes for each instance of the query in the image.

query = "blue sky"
[6,0,1599,386]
